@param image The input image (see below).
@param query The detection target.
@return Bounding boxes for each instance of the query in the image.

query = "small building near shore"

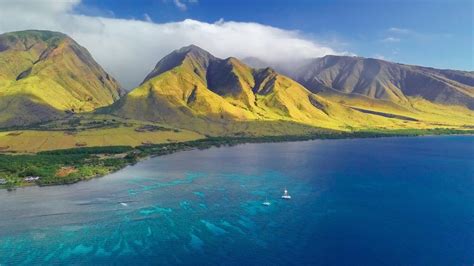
[0,178,7,185]
[24,176,41,182]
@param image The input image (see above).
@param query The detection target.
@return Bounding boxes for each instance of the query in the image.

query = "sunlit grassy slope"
[110,45,473,135]
[318,90,474,129]
[0,128,202,153]
[0,30,123,127]
[0,115,203,153]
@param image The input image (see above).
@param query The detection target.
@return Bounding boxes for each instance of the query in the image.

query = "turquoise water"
[0,136,473,265]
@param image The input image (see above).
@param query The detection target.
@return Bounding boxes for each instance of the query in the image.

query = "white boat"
[281,189,291,199]
[262,197,271,206]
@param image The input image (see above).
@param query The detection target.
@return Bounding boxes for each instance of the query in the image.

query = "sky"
[0,0,472,89]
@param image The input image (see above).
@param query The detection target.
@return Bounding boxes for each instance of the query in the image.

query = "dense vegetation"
[0,146,136,189]
[1,128,471,190]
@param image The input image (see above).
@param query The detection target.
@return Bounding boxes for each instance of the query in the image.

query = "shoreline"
[1,130,473,190]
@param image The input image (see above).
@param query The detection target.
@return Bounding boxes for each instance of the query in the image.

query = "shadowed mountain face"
[0,30,124,127]
[111,45,474,135]
[288,55,474,109]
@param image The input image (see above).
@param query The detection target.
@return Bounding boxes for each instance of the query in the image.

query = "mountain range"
[1,30,472,135]
[244,55,474,109]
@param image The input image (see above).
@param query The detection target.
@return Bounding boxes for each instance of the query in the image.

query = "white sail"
[262,195,271,206]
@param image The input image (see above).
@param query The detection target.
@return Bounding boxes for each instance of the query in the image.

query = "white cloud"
[373,54,387,60]
[215,18,225,25]
[381,36,401,43]
[170,0,198,11]
[387,26,452,42]
[143,13,153,23]
[388,27,412,34]
[173,0,187,11]
[0,0,345,89]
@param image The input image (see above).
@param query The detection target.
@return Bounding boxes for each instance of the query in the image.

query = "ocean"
[0,136,473,265]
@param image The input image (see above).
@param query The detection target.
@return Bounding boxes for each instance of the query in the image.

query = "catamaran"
[281,188,291,199]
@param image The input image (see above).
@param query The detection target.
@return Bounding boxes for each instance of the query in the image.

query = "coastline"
[1,129,473,190]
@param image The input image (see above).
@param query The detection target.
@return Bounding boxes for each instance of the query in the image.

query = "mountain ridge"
[244,55,474,109]
[0,30,124,126]
[0,31,471,134]
[109,45,344,133]
[109,45,473,135]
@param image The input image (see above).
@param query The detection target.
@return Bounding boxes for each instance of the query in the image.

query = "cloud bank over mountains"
[0,0,344,89]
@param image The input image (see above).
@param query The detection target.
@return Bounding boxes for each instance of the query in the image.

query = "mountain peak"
[142,44,217,83]
[293,54,474,109]
[176,44,216,64]
[3,30,68,41]
[0,30,70,52]
[177,44,210,54]
[0,29,123,127]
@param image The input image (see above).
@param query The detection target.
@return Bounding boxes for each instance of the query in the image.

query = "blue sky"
[79,0,473,71]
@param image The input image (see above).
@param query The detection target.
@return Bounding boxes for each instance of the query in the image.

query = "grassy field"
[319,92,474,130]
[0,127,203,153]
[1,114,472,153]
[0,114,204,153]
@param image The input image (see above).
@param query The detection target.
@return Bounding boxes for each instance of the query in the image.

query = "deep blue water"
[0,136,473,265]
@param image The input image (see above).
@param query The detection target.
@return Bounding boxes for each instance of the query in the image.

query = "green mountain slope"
[110,46,330,133]
[0,30,124,127]
[110,45,472,135]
